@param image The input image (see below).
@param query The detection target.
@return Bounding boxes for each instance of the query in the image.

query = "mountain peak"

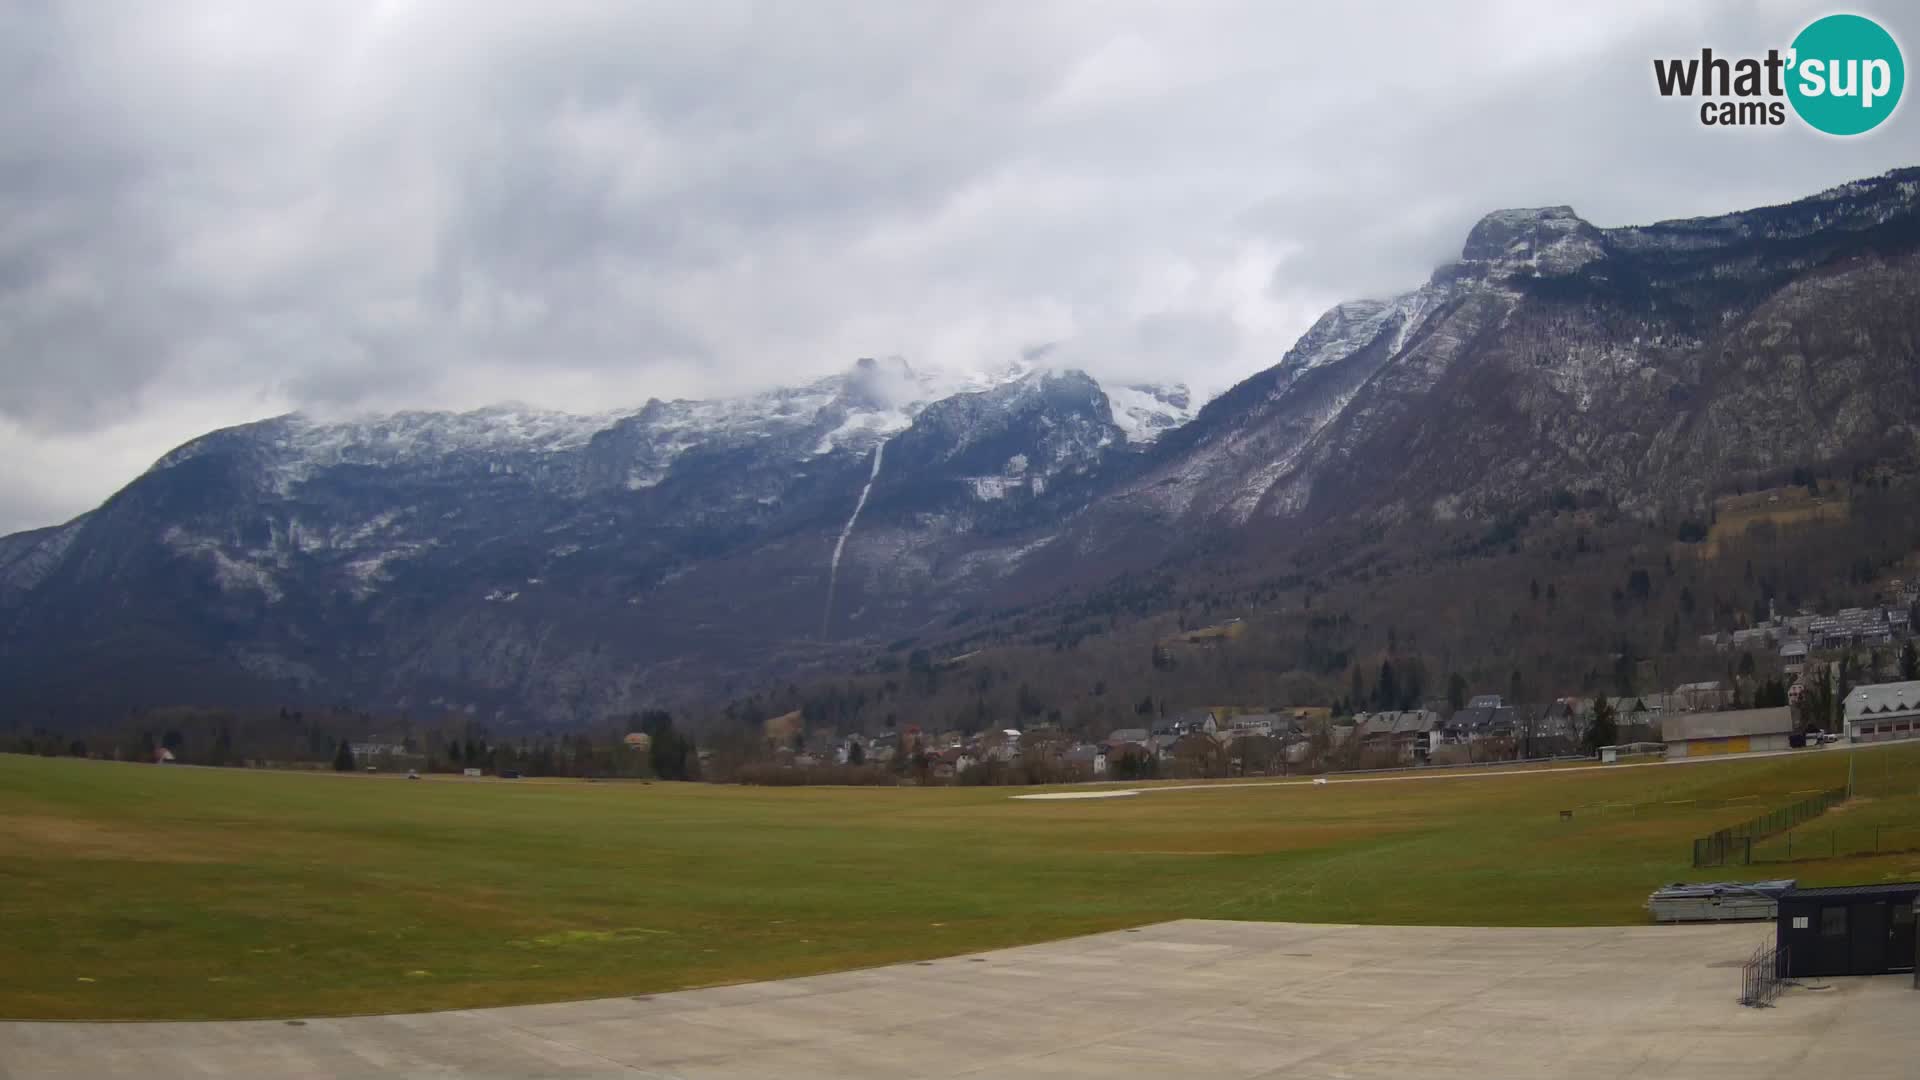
[1461,205,1586,257]
[1459,205,1603,275]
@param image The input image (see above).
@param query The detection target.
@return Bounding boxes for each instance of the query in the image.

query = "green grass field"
[4,748,1919,1020]
[1750,788,1920,862]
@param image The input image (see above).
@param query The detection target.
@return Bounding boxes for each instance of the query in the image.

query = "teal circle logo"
[1787,14,1904,135]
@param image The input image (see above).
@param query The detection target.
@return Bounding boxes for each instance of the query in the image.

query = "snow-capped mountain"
[143,356,1034,499]
[6,168,1920,724]
[0,356,1180,721]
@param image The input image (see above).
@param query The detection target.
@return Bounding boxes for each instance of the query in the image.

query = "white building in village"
[1844,680,1920,743]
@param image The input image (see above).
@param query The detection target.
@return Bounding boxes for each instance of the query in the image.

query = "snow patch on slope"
[1228,383,1364,522]
[811,356,1038,455]
[1106,383,1197,443]
[0,518,86,593]
[162,526,283,602]
[813,408,912,455]
[282,405,629,465]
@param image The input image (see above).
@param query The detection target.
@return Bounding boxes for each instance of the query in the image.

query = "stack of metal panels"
[1646,880,1796,922]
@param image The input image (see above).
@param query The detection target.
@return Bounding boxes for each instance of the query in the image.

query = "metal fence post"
[1689,786,1857,867]
[1740,942,1789,1007]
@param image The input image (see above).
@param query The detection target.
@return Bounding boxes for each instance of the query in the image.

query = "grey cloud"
[0,0,1917,534]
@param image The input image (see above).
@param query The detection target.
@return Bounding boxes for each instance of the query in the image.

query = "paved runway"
[1,920,1909,1078]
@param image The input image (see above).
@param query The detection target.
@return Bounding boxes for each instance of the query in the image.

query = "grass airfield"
[3,747,1917,1020]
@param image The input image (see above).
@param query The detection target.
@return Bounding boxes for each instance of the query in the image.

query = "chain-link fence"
[1692,786,1849,867]
[1750,824,1920,862]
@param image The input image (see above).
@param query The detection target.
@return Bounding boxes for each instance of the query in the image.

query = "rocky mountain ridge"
[1112,168,1920,532]
[0,357,1194,720]
[4,168,1918,724]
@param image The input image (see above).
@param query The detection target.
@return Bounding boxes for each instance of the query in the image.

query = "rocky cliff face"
[5,169,1918,723]
[1114,168,1920,531]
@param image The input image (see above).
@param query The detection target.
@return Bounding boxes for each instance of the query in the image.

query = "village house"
[1672,680,1729,713]
[1150,733,1185,762]
[1703,598,1906,656]
[1064,744,1108,776]
[1339,711,1429,762]
[1389,710,1444,762]
[1452,703,1514,743]
[1228,712,1280,737]
[1779,638,1810,675]
[1529,701,1585,756]
[835,734,889,766]
[1346,713,1386,751]
[1168,731,1226,772]
[1810,607,1897,650]
[1156,709,1219,737]
[1604,696,1648,719]
[928,747,977,779]
[1844,680,1920,743]
[981,728,1024,763]
[1640,692,1684,715]
[1602,698,1660,743]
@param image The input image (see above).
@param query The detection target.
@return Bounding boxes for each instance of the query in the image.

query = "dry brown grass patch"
[0,814,220,863]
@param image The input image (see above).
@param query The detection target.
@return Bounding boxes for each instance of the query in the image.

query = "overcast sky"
[2,1,1916,534]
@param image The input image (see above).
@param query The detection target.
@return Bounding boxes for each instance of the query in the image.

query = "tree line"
[4,705,702,782]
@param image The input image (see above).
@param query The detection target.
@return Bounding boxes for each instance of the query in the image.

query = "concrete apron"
[0,920,1909,1079]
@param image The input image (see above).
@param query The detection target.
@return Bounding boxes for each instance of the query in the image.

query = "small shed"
[1775,881,1920,978]
[1663,707,1792,758]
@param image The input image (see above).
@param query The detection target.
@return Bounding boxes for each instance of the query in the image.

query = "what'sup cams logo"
[1654,13,1904,135]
